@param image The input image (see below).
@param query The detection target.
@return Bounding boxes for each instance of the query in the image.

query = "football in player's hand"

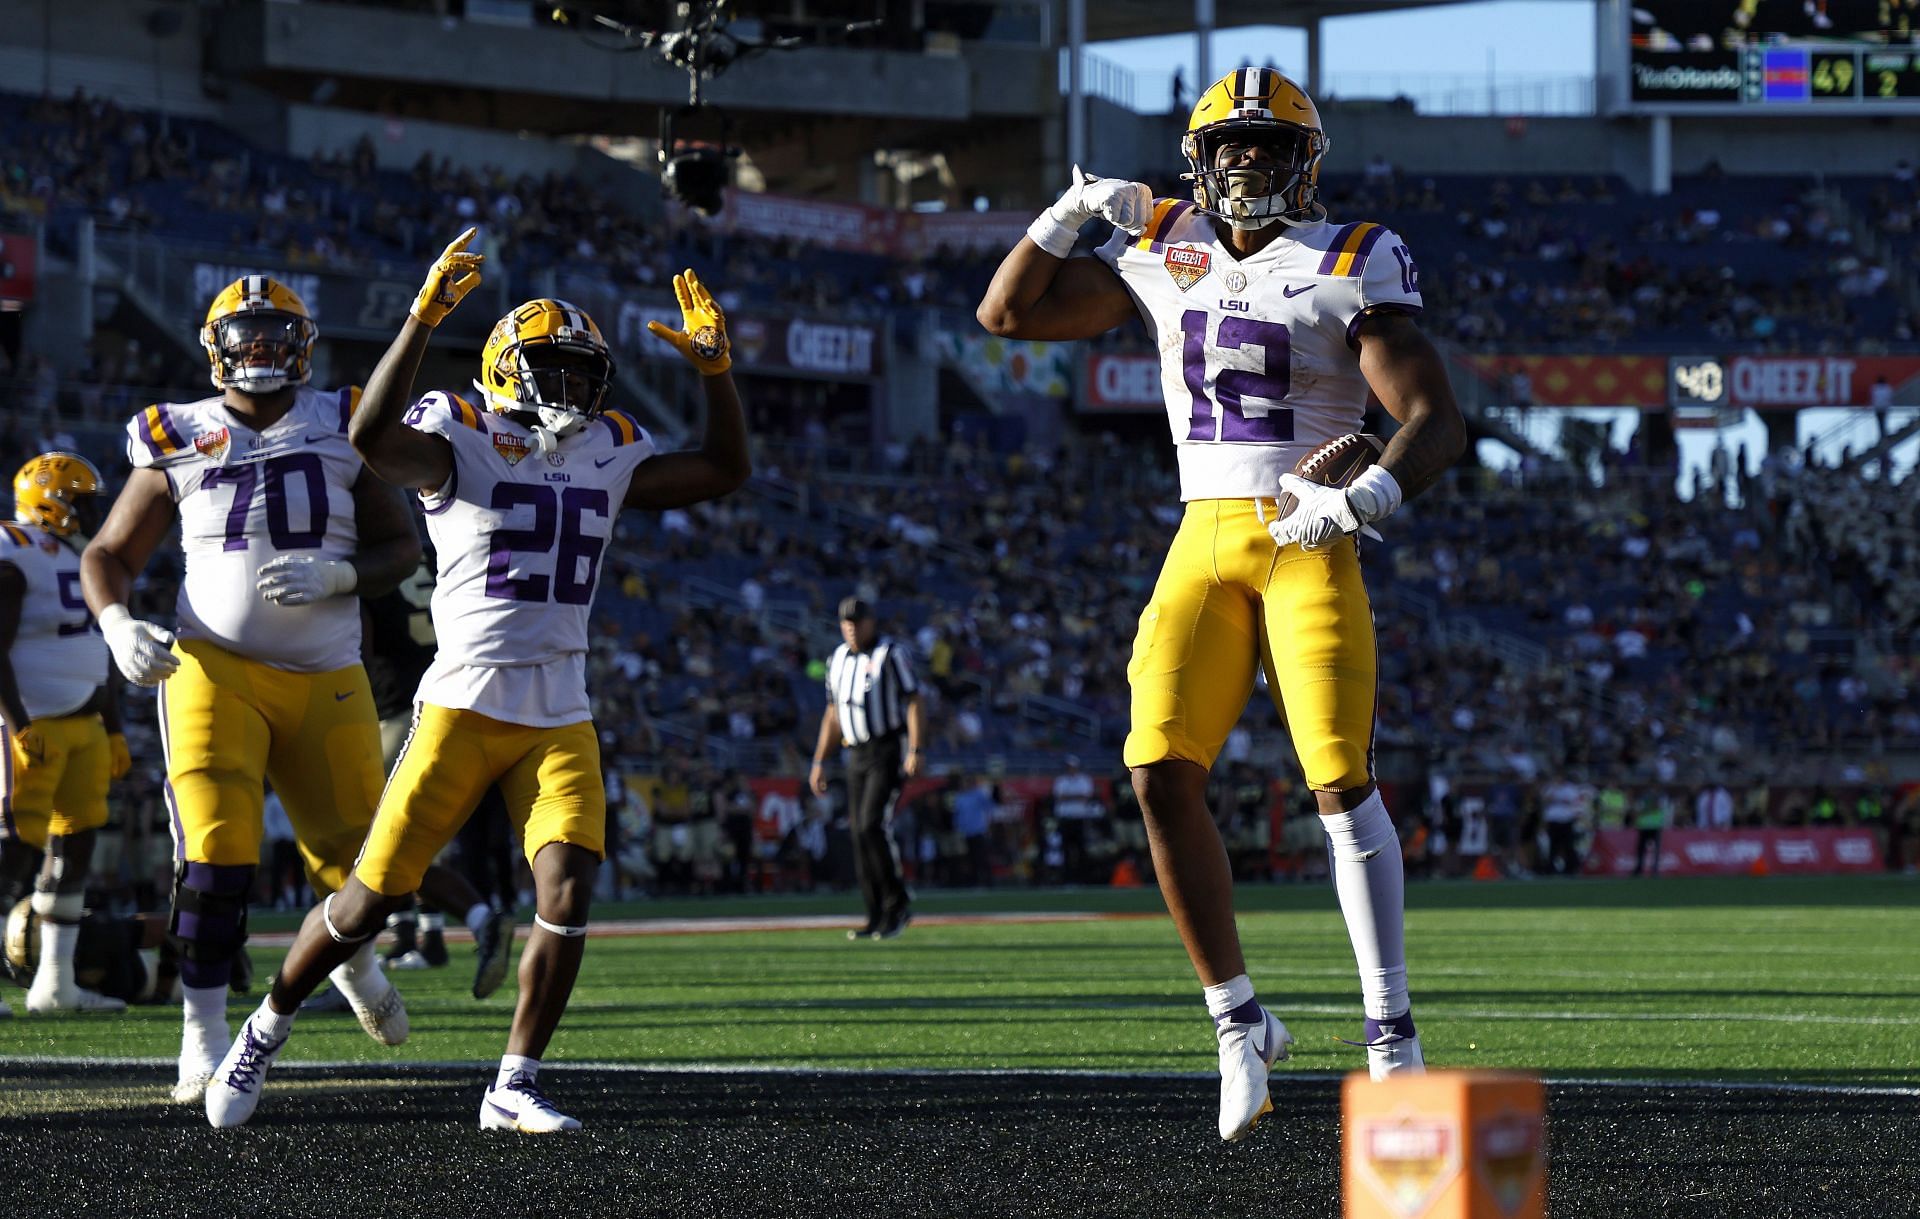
[1274,434,1387,520]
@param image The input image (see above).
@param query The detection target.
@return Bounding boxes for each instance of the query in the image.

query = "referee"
[810,597,924,940]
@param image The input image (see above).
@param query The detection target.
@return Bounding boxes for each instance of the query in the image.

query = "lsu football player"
[978,68,1467,1140]
[80,276,424,1102]
[0,453,132,1015]
[205,231,749,1132]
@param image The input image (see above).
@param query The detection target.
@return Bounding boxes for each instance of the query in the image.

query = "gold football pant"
[158,638,382,893]
[1,712,110,850]
[1124,499,1377,791]
[354,704,605,897]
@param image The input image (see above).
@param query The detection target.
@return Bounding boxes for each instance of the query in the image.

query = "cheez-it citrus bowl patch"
[1164,245,1211,291]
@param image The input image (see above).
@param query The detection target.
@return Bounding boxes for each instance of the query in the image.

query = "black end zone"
[0,1065,1911,1217]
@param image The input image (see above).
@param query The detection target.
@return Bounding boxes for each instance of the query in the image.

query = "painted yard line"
[244,910,1153,947]
[2,1056,1914,1096]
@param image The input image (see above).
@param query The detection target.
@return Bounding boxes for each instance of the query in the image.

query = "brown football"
[1273,434,1386,520]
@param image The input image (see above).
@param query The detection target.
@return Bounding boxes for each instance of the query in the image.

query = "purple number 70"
[1181,310,1294,443]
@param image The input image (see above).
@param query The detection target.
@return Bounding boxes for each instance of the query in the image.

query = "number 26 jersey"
[1095,201,1422,502]
[406,391,654,726]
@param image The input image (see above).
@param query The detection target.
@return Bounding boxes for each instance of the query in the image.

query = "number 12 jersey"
[1095,201,1422,501]
[406,391,654,726]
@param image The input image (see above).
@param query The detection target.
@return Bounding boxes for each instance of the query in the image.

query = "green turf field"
[3,875,1914,1085]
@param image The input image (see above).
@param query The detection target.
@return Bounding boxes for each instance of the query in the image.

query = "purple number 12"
[1181,310,1294,443]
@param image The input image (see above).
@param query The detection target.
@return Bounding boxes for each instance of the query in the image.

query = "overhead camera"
[661,107,737,217]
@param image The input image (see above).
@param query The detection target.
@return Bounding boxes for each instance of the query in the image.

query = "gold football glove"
[410,228,485,328]
[646,270,731,375]
[108,731,132,781]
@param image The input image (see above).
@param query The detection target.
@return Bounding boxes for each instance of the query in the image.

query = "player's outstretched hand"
[256,554,359,606]
[98,605,180,686]
[646,270,732,375]
[107,732,132,780]
[410,228,485,328]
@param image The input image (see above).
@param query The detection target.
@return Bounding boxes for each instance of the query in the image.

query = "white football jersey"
[1095,202,1423,501]
[408,391,654,726]
[125,386,366,672]
[0,523,108,722]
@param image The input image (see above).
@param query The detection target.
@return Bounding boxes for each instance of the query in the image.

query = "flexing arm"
[349,316,453,490]
[0,566,29,728]
[1355,311,1468,499]
[624,370,751,510]
[345,471,424,597]
[80,468,176,616]
[977,252,1139,342]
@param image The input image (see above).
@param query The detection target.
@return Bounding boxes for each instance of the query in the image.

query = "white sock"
[420,911,446,933]
[1322,791,1410,1021]
[1202,973,1256,1022]
[251,996,295,1042]
[495,1054,539,1090]
[35,921,79,991]
[183,983,228,1031]
[465,903,492,936]
[330,940,390,999]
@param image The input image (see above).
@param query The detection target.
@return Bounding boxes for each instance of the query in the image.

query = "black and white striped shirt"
[826,638,919,745]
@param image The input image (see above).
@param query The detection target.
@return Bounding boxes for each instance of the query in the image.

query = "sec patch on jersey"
[1273,433,1385,520]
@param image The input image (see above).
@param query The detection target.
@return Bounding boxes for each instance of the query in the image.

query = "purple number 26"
[1181,310,1294,443]
[485,484,610,605]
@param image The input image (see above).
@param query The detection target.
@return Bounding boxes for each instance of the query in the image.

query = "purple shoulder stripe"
[1350,224,1388,271]
[156,404,186,450]
[337,387,353,433]
[1316,223,1361,276]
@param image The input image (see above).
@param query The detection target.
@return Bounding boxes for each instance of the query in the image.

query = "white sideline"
[1,1055,1915,1096]
[243,910,1139,947]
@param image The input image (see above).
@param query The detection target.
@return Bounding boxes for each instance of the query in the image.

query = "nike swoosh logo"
[334,691,354,701]
[304,433,332,445]
[1282,284,1315,298]
[594,456,617,468]
[487,1100,519,1120]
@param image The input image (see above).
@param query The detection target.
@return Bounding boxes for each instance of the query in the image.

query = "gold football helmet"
[1181,67,1329,230]
[201,275,317,394]
[475,299,616,439]
[13,451,104,538]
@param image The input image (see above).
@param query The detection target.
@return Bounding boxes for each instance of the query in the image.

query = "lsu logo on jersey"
[493,432,531,466]
[194,427,231,464]
[1164,245,1212,292]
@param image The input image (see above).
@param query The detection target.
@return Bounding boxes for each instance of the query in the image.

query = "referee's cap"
[838,596,876,622]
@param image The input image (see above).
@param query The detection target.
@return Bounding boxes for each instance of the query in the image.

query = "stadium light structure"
[551,0,883,216]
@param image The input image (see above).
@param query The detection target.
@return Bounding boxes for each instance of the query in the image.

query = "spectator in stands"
[1632,788,1673,877]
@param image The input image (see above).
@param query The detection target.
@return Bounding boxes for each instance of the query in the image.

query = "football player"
[81,276,424,1102]
[204,232,749,1132]
[0,453,132,1014]
[977,68,1467,1141]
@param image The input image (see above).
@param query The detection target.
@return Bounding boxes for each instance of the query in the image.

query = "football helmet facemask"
[201,275,317,395]
[475,299,616,445]
[13,451,104,540]
[1181,67,1329,231]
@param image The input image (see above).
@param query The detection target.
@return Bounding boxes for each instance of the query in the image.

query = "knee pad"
[168,862,254,986]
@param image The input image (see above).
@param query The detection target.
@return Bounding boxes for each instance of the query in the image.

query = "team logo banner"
[1353,1114,1463,1218]
[1582,828,1884,877]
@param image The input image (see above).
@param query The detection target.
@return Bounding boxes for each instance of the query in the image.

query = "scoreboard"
[1626,0,1920,108]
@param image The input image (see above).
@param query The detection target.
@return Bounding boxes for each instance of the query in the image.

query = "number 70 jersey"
[1094,201,1422,501]
[406,391,654,669]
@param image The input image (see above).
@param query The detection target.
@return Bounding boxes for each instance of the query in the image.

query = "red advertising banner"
[1,233,40,303]
[1464,354,1669,408]
[1724,356,1920,407]
[1582,828,1884,877]
[1082,352,1165,411]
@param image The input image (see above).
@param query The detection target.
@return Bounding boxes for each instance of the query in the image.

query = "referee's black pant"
[846,735,910,927]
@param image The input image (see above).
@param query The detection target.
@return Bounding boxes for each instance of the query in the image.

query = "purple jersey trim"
[1350,224,1388,271]
[156,404,187,451]
[420,466,459,515]
[337,387,354,433]
[1316,223,1362,276]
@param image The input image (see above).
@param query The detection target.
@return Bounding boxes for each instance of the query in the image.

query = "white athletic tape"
[322,894,374,945]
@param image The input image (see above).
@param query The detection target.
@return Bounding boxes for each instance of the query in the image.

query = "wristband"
[1349,465,1404,522]
[97,603,133,631]
[1025,211,1082,259]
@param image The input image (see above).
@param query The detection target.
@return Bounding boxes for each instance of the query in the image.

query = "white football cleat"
[331,948,409,1046]
[480,1074,582,1133]
[386,950,432,971]
[1361,1013,1426,1081]
[26,981,128,1014]
[205,1011,289,1128]
[174,1019,232,1104]
[1216,1006,1293,1142]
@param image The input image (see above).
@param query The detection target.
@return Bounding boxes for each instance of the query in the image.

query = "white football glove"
[1026,165,1154,257]
[1270,466,1404,551]
[97,603,180,686]
[256,554,358,606]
